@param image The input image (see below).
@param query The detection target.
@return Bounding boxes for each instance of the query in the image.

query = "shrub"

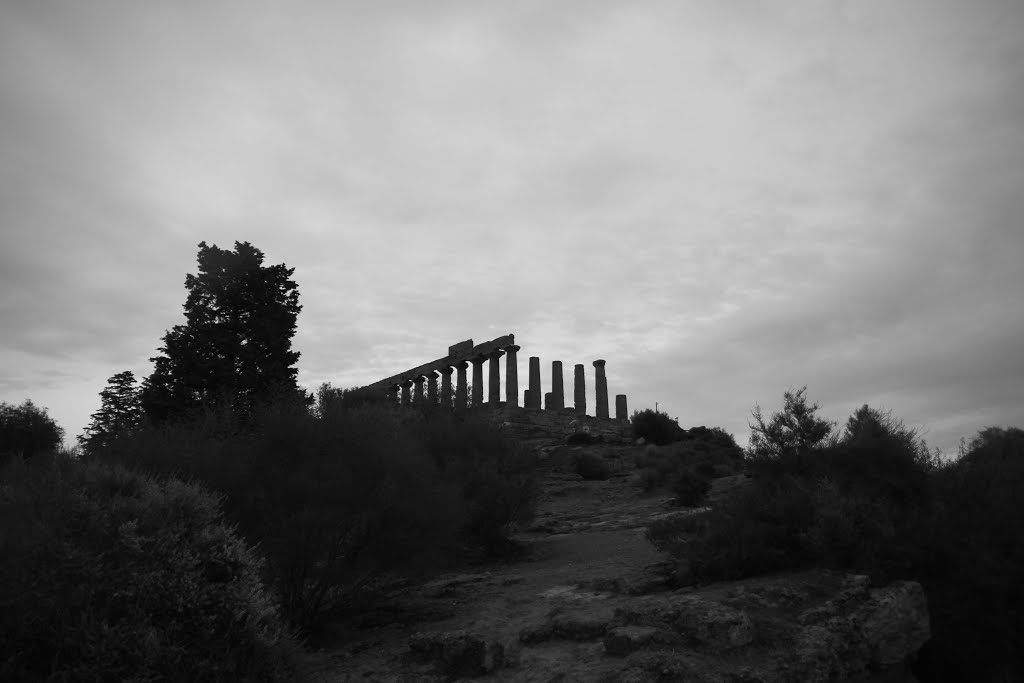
[415,411,540,556]
[93,399,466,635]
[669,467,712,507]
[647,474,816,583]
[631,409,680,445]
[913,427,1024,682]
[573,451,611,480]
[0,452,304,681]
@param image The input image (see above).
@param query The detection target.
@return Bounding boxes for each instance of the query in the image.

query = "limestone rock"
[616,594,754,650]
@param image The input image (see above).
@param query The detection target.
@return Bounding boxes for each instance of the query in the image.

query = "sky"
[2,0,1022,455]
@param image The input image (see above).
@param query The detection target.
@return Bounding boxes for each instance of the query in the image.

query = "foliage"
[0,399,64,461]
[631,408,680,445]
[914,427,1024,682]
[92,398,464,635]
[78,370,143,457]
[634,429,743,506]
[649,387,1024,681]
[91,396,539,635]
[413,411,541,556]
[0,452,304,682]
[747,385,836,464]
[141,241,303,424]
[572,450,610,480]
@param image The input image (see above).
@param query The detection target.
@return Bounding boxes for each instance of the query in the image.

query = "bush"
[631,409,680,445]
[0,452,304,682]
[415,411,540,555]
[634,430,743,505]
[93,398,467,635]
[573,451,610,480]
[669,467,712,507]
[0,399,64,461]
[913,427,1024,682]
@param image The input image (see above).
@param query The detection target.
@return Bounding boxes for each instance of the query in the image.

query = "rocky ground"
[300,443,930,682]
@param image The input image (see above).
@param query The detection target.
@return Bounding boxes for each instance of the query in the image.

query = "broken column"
[505,344,520,407]
[616,394,628,420]
[440,367,453,408]
[527,356,542,409]
[427,370,438,405]
[551,361,564,410]
[471,357,485,407]
[574,364,586,415]
[455,361,468,410]
[401,380,412,407]
[488,349,504,405]
[593,359,609,419]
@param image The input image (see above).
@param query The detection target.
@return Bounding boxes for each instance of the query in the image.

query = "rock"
[617,594,754,650]
[859,581,931,666]
[408,629,505,676]
[635,437,645,445]
[604,625,662,656]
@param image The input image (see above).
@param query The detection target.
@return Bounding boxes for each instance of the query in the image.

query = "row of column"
[386,344,522,410]
[384,348,627,420]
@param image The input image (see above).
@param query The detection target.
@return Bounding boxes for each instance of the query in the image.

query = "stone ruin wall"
[362,333,632,443]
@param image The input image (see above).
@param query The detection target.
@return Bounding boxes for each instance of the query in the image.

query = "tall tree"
[0,399,64,459]
[78,371,143,456]
[141,241,303,423]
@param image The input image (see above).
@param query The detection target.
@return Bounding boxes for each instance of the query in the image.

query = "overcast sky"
[2,0,1022,455]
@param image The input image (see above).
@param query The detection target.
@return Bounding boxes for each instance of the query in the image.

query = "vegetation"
[630,408,680,445]
[0,451,304,681]
[572,450,611,480]
[0,399,64,461]
[141,241,304,425]
[87,389,539,636]
[77,370,143,457]
[635,427,744,506]
[647,387,1023,682]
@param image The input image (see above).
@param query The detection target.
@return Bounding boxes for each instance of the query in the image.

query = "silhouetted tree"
[78,371,143,456]
[0,399,64,460]
[141,241,303,423]
[747,385,835,462]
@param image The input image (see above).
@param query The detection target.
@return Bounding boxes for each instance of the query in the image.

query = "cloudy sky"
[2,0,1022,455]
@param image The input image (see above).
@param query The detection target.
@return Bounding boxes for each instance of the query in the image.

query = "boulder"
[616,594,754,650]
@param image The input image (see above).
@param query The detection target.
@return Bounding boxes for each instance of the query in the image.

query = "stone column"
[593,359,609,419]
[471,357,485,407]
[401,380,412,407]
[524,389,533,408]
[488,350,504,405]
[544,392,552,410]
[505,345,520,406]
[551,361,564,410]
[527,356,542,409]
[455,361,468,410]
[427,370,438,405]
[574,364,586,415]
[413,375,426,403]
[616,394,628,420]
[440,367,454,409]
[386,385,398,404]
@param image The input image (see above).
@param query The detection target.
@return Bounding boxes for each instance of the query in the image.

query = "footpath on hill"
[300,442,930,683]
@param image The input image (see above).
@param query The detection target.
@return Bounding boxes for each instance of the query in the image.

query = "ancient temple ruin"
[362,333,631,441]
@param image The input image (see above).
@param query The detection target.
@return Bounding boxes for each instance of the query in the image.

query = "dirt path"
[301,444,698,681]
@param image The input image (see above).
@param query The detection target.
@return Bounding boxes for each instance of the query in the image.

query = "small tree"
[141,241,303,424]
[78,371,143,457]
[0,400,64,460]
[748,386,835,462]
